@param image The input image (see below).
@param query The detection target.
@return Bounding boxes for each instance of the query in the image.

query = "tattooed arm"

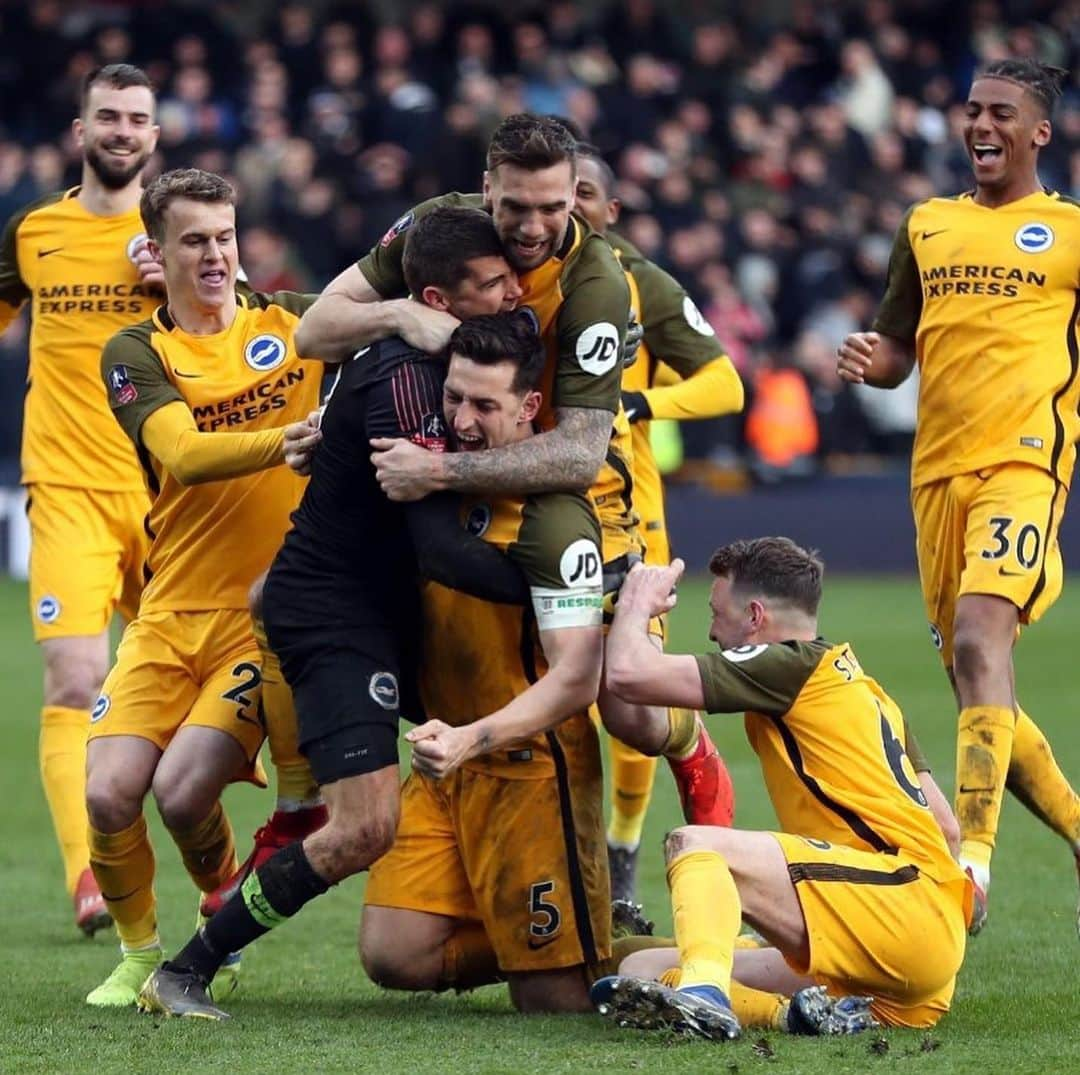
[370,406,612,501]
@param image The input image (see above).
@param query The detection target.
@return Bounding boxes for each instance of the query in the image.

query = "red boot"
[199,805,328,917]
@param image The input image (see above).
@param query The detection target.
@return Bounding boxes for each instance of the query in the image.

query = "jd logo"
[575,322,619,376]
[560,539,601,586]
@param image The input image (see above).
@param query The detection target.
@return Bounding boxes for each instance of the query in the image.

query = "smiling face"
[443,354,540,451]
[152,198,238,316]
[75,82,158,191]
[484,160,575,272]
[964,77,1050,204]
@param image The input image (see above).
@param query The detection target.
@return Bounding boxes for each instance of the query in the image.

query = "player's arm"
[605,559,706,707]
[837,205,920,389]
[102,332,285,485]
[367,358,528,603]
[372,406,614,501]
[295,200,462,361]
[625,356,743,421]
[408,496,604,778]
[408,623,602,779]
[404,495,528,604]
[141,402,285,485]
[621,258,744,422]
[294,264,458,361]
[0,208,31,336]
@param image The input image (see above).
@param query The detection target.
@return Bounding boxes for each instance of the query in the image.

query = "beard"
[85,143,151,190]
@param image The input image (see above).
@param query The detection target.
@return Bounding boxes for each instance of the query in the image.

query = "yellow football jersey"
[101,291,320,613]
[419,490,602,779]
[696,639,961,883]
[874,190,1080,489]
[0,189,158,491]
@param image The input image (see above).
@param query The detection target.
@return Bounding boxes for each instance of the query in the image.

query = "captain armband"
[531,585,604,631]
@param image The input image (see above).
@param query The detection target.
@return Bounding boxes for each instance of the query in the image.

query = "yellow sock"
[254,616,321,808]
[166,800,237,894]
[89,816,158,950]
[956,705,1016,873]
[441,921,502,990]
[663,707,700,761]
[668,849,740,994]
[731,980,788,1030]
[40,705,91,894]
[607,736,658,849]
[1008,706,1080,847]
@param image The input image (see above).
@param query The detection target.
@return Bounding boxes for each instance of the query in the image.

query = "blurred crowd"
[0,0,1077,479]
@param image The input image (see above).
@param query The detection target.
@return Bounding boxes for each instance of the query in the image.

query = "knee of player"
[361,942,437,992]
[85,769,143,832]
[44,663,107,710]
[151,776,219,832]
[663,825,715,863]
[326,816,396,873]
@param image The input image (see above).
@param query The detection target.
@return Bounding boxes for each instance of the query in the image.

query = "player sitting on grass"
[591,538,972,1040]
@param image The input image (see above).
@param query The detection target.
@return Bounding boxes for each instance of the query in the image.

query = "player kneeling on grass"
[359,311,613,1012]
[591,538,973,1040]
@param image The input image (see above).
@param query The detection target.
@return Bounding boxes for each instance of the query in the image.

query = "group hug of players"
[1,56,1077,1040]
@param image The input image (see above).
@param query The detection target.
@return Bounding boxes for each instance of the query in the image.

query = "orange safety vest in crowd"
[745,368,819,466]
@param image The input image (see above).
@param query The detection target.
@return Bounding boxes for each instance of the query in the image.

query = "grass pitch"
[1,573,1078,1073]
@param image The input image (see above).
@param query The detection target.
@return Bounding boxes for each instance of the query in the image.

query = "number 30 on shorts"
[980,515,1042,569]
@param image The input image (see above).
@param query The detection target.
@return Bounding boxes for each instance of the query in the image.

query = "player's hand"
[390,299,460,354]
[284,409,323,475]
[370,436,439,501]
[130,237,165,293]
[836,331,879,384]
[623,318,644,367]
[406,719,475,779]
[615,558,684,618]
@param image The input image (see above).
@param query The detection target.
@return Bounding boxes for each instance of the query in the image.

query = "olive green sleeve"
[511,492,603,587]
[101,324,184,447]
[511,492,604,629]
[247,290,319,318]
[552,234,629,412]
[871,204,922,345]
[695,640,826,717]
[902,718,931,773]
[632,256,728,378]
[356,192,484,298]
[0,209,30,316]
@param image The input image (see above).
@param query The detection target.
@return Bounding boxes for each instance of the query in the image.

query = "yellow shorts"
[912,463,1066,665]
[26,483,150,641]
[88,607,266,779]
[773,833,969,1028]
[366,715,610,974]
